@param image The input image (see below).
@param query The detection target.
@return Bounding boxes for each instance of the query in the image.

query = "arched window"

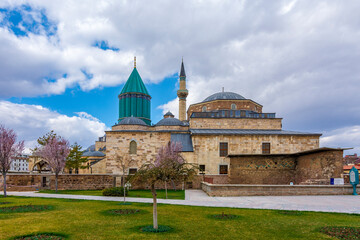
[202,106,207,112]
[231,103,236,110]
[129,140,137,154]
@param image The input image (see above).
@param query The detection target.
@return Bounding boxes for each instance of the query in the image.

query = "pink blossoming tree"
[0,125,24,197]
[36,135,70,192]
[131,141,197,230]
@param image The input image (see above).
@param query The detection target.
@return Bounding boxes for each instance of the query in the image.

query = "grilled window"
[199,165,206,173]
[262,143,270,154]
[129,168,137,175]
[219,165,228,175]
[219,142,228,157]
[202,106,207,112]
[231,103,236,110]
[129,140,137,154]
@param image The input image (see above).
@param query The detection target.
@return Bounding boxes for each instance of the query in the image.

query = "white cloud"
[0,0,359,151]
[0,101,108,153]
[321,126,360,155]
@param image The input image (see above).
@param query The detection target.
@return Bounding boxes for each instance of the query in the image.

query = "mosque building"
[78,58,345,185]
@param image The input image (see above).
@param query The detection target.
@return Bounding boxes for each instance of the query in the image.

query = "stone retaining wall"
[201,182,358,196]
[1,174,114,191]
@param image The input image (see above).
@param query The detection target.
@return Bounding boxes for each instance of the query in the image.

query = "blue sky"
[0,1,360,154]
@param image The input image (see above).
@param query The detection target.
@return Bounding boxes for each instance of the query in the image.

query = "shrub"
[102,187,128,197]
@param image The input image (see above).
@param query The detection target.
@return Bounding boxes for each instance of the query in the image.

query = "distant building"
[9,154,29,172]
[344,153,360,165]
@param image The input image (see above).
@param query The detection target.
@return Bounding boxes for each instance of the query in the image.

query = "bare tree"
[131,141,197,230]
[0,125,24,197]
[36,136,70,192]
[116,154,135,204]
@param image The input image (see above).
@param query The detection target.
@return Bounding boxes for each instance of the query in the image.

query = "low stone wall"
[1,174,115,191]
[201,182,358,196]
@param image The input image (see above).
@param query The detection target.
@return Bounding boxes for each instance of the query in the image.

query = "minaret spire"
[134,56,136,68]
[177,58,189,121]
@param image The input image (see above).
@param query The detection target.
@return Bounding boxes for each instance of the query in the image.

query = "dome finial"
[222,87,224,92]
[134,56,136,68]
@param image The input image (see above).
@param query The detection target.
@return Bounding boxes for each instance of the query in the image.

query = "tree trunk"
[55,173,58,193]
[151,184,158,230]
[122,174,126,203]
[2,172,6,197]
[165,181,168,199]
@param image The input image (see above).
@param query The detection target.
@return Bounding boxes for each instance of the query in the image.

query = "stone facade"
[187,99,263,119]
[189,118,282,130]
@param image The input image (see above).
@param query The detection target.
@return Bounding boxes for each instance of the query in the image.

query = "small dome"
[202,92,245,102]
[118,117,147,126]
[156,117,184,126]
[164,111,174,117]
[86,145,96,152]
[83,151,105,157]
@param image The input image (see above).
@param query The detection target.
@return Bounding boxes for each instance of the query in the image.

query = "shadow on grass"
[207,213,243,220]
[0,205,54,214]
[277,210,305,216]
[9,232,69,240]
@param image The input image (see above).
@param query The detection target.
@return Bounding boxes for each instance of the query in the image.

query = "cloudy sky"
[0,0,359,154]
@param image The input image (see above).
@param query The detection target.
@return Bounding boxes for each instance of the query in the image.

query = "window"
[129,140,137,154]
[262,143,270,154]
[219,142,228,157]
[129,168,137,175]
[219,165,228,175]
[231,103,236,110]
[199,165,206,173]
[202,106,207,112]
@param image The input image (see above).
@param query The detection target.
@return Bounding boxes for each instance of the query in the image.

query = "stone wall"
[229,150,343,185]
[186,134,319,175]
[202,182,359,196]
[230,155,296,184]
[295,150,343,184]
[189,118,282,130]
[1,174,114,191]
[187,99,263,119]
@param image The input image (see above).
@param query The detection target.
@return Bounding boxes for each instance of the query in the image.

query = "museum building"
[79,58,344,186]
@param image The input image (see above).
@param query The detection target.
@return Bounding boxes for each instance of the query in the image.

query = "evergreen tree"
[65,143,88,173]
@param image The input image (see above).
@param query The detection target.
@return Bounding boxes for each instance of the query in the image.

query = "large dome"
[202,92,246,102]
[118,117,147,126]
[156,117,184,126]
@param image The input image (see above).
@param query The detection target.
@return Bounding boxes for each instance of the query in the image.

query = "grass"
[37,189,185,200]
[1,197,360,239]
[0,197,360,240]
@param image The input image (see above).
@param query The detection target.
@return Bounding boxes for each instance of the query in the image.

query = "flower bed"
[210,212,239,220]
[11,232,67,240]
[107,209,140,215]
[319,226,360,240]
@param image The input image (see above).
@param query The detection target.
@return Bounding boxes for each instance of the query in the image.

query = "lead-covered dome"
[202,92,245,102]
[83,151,105,157]
[156,117,184,126]
[118,117,147,126]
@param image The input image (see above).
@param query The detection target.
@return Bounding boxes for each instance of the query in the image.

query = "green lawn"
[1,196,360,239]
[37,189,185,200]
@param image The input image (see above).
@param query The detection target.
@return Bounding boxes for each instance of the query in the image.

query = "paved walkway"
[3,190,360,214]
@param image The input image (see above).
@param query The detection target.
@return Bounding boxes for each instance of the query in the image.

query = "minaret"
[177,59,188,121]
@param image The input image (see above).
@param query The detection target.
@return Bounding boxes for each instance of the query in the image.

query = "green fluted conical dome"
[120,68,149,95]
[118,66,151,125]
